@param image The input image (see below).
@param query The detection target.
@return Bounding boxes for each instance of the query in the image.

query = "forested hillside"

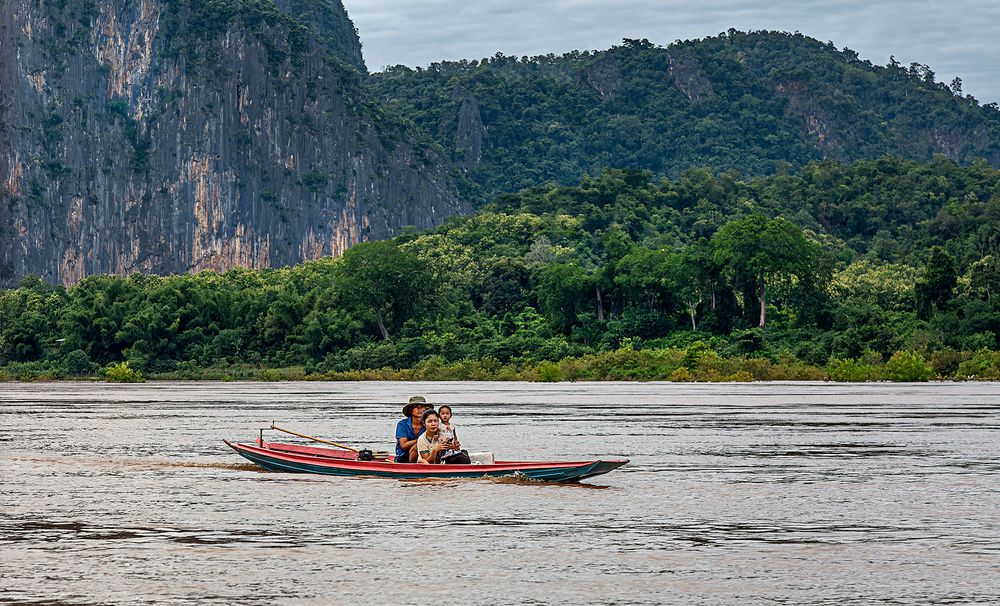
[4,18,1000,381]
[372,31,1000,197]
[3,158,999,381]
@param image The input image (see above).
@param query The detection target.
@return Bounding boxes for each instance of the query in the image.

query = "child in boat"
[438,405,457,446]
[437,405,470,464]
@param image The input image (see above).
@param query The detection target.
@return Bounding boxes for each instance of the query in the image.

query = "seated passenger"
[416,409,448,464]
[395,396,431,463]
[418,409,471,464]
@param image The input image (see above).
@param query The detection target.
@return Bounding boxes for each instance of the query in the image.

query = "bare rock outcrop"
[584,60,622,99]
[667,50,714,102]
[775,80,843,160]
[0,0,466,286]
[453,84,485,172]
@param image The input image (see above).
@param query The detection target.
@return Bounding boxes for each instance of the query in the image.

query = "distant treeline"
[2,157,999,381]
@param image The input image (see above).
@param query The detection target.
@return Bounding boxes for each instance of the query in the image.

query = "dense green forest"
[3,157,999,381]
[372,31,1000,197]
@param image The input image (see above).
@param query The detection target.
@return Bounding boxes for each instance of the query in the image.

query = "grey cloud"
[347,0,1000,103]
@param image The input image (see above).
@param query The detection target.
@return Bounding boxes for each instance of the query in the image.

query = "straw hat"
[402,395,431,417]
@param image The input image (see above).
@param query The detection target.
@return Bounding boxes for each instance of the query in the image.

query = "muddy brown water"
[1,381,999,605]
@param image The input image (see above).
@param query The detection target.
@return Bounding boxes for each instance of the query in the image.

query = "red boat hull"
[225,440,628,482]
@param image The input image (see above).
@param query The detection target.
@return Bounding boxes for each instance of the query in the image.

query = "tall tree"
[614,248,672,310]
[665,247,711,331]
[537,262,593,334]
[967,255,1000,303]
[712,215,818,328]
[335,241,434,340]
[915,246,957,319]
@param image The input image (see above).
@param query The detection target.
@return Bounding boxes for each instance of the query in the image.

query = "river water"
[1,381,999,605]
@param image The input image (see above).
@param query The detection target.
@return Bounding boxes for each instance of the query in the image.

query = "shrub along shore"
[3,344,999,383]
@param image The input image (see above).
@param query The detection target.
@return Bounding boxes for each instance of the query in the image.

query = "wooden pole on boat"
[268,424,390,459]
[270,424,360,452]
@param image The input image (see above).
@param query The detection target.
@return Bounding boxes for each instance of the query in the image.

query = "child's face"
[439,409,451,423]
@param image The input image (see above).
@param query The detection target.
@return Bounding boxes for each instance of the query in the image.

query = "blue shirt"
[395,418,424,460]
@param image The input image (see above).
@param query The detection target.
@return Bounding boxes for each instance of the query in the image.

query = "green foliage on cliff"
[3,157,999,381]
[159,0,364,73]
[372,31,1000,197]
[279,0,366,72]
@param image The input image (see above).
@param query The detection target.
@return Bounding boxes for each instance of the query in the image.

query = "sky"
[346,0,1000,105]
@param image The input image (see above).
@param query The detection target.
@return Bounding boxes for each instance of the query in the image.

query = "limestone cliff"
[666,49,713,102]
[0,0,466,286]
[452,84,485,172]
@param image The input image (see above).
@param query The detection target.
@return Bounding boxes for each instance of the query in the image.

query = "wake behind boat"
[224,437,628,482]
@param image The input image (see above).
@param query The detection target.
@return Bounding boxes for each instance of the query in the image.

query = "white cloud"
[346,0,1000,103]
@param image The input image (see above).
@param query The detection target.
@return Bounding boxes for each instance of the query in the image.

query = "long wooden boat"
[224,439,628,482]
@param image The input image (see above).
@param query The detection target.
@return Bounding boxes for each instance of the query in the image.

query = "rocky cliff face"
[452,84,484,172]
[666,50,713,102]
[0,0,466,286]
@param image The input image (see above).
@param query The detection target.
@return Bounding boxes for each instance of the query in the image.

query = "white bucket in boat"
[469,452,495,465]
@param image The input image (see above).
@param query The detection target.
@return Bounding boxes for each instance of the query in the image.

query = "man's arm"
[396,421,419,454]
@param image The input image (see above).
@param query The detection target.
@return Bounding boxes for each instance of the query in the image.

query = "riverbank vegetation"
[2,157,999,382]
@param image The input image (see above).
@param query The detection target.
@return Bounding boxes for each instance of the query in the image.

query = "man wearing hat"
[395,396,432,463]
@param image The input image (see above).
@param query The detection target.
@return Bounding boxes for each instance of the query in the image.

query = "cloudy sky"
[346,0,1000,104]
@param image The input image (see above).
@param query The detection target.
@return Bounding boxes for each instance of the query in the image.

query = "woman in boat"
[416,409,450,464]
[395,396,431,463]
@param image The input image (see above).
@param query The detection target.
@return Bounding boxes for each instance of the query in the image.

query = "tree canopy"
[372,31,1000,199]
[3,158,999,381]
